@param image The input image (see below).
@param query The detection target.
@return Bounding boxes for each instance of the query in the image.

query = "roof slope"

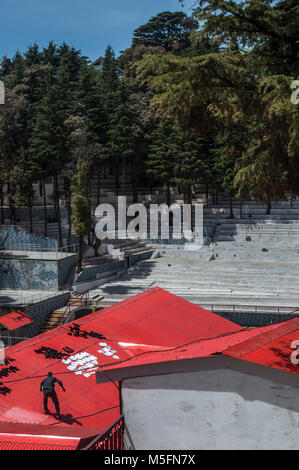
[0,311,33,331]
[98,316,299,377]
[0,422,102,450]
[0,287,241,434]
[225,316,299,374]
[85,286,242,347]
[0,434,80,450]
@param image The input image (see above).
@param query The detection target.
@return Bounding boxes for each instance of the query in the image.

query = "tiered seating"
[0,228,58,251]
[86,194,299,326]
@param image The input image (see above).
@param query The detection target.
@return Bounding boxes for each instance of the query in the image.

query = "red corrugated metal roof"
[82,286,242,347]
[0,423,104,450]
[0,433,80,450]
[97,326,265,372]
[98,317,299,377]
[3,287,298,448]
[0,310,33,331]
[0,287,240,435]
[0,421,105,438]
[225,317,299,374]
[0,421,106,449]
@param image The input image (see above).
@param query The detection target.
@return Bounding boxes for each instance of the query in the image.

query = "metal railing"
[81,415,124,450]
[1,289,70,308]
[1,244,78,259]
[203,303,299,315]
[57,290,90,327]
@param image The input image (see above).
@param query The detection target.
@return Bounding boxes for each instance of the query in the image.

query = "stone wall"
[0,259,59,290]
[0,254,77,290]
[23,292,71,337]
[58,254,78,287]
[75,260,126,284]
[0,228,58,251]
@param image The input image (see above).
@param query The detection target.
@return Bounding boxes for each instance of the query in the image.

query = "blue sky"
[1,0,196,62]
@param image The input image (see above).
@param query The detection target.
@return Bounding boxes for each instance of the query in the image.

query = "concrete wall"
[0,259,59,290]
[75,260,126,284]
[122,359,299,450]
[23,292,71,337]
[0,228,58,251]
[0,255,77,290]
[58,254,78,287]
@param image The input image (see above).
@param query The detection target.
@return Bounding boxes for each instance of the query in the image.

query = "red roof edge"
[224,317,299,358]
[0,422,104,450]
[4,287,165,354]
[0,310,34,331]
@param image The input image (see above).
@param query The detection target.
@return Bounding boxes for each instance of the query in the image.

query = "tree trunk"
[131,160,138,204]
[213,188,216,205]
[229,192,234,219]
[96,167,101,206]
[64,177,72,248]
[149,176,153,195]
[77,233,84,273]
[28,196,33,234]
[205,184,209,206]
[184,186,192,204]
[266,193,272,215]
[115,161,120,197]
[240,200,243,220]
[53,174,63,248]
[67,205,72,249]
[93,238,101,257]
[85,172,93,247]
[0,185,4,225]
[87,228,92,246]
[166,181,171,207]
[7,183,14,225]
[42,177,48,237]
[122,159,125,195]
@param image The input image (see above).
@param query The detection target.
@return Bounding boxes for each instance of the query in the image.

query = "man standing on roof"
[40,372,66,419]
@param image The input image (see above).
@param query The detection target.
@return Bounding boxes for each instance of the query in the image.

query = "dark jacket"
[40,376,64,394]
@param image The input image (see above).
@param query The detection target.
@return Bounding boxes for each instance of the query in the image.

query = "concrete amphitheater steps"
[89,255,299,313]
[100,275,299,292]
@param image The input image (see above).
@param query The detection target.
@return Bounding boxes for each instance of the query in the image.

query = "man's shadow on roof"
[53,413,83,427]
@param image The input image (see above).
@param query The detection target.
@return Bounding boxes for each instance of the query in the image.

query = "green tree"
[173,133,210,204]
[78,65,106,206]
[212,129,245,218]
[0,88,28,224]
[148,120,210,205]
[137,0,298,205]
[147,121,176,205]
[71,160,92,272]
[28,43,88,245]
[105,82,136,196]
[133,11,198,53]
[188,0,299,74]
[29,75,68,247]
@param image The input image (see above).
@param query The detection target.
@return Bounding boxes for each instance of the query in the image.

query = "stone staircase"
[201,194,299,244]
[39,307,68,333]
[103,238,155,262]
[213,220,299,243]
[39,291,89,333]
[86,237,299,327]
[85,193,299,321]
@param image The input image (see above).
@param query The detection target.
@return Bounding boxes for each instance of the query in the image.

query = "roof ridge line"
[224,317,299,358]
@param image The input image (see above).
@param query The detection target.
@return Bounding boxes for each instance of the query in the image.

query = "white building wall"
[122,364,299,450]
